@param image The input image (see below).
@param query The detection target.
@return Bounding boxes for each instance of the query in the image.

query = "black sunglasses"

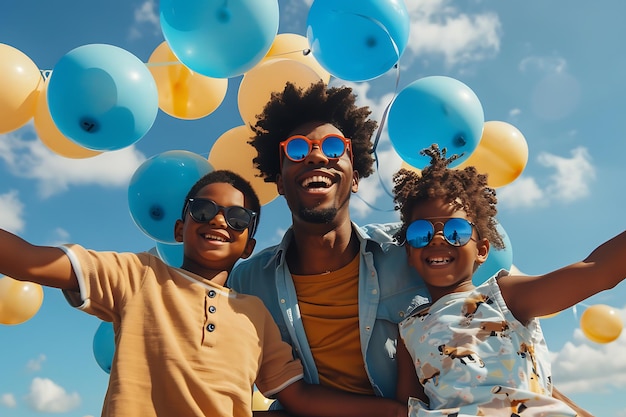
[183,198,258,237]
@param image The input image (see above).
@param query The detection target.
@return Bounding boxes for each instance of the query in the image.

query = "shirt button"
[208,305,216,314]
[207,323,216,332]
[372,289,378,295]
[208,290,216,298]
[399,311,405,318]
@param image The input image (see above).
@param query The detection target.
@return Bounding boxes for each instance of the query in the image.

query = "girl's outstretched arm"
[499,230,626,324]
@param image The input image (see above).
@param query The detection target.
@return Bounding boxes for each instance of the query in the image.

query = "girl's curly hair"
[249,81,377,183]
[392,144,504,249]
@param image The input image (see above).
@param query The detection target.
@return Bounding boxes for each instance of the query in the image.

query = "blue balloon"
[47,44,158,151]
[307,0,410,81]
[128,151,213,243]
[388,76,484,169]
[160,0,279,78]
[93,321,115,374]
[156,241,184,267]
[472,222,513,286]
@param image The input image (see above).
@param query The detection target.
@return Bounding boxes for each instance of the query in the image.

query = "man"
[229,81,428,400]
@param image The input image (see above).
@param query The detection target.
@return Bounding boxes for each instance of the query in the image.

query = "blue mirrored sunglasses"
[406,218,475,249]
[279,134,352,166]
[183,198,258,237]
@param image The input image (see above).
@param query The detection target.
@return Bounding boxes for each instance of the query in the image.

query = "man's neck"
[287,218,359,275]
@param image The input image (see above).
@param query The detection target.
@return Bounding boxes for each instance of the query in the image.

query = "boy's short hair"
[249,81,378,183]
[182,170,261,237]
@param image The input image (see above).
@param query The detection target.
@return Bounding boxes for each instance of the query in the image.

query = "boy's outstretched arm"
[500,230,626,324]
[275,380,406,417]
[0,229,78,290]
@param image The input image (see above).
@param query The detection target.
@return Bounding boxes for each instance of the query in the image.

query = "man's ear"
[174,219,184,242]
[241,238,256,259]
[276,174,284,196]
[351,170,359,193]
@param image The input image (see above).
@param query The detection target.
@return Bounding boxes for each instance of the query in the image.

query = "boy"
[392,145,625,416]
[0,169,404,417]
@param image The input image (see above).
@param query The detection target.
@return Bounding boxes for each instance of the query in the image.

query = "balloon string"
[145,61,184,67]
[353,193,395,212]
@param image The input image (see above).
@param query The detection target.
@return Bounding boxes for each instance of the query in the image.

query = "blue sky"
[1,1,625,416]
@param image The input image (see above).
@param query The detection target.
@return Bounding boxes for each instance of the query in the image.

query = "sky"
[1,0,626,416]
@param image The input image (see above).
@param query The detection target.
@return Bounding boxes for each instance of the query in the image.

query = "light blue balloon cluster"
[47,44,158,151]
[128,151,213,243]
[306,0,410,81]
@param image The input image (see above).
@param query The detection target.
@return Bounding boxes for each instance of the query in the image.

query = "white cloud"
[550,305,626,394]
[25,377,81,413]
[404,0,501,67]
[495,176,545,209]
[497,147,594,208]
[539,147,595,202]
[134,0,158,26]
[49,228,71,246]
[0,393,17,408]
[129,0,160,39]
[0,127,146,198]
[26,354,46,372]
[0,190,25,233]
[519,56,568,75]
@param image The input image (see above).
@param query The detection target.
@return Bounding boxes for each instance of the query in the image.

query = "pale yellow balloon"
[456,121,528,188]
[0,43,43,133]
[238,58,322,127]
[208,125,278,206]
[400,161,421,175]
[580,304,623,344]
[148,41,228,120]
[0,276,44,325]
[261,33,331,83]
[34,78,102,159]
[252,389,274,411]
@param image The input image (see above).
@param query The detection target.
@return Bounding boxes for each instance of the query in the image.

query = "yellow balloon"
[580,304,623,344]
[456,121,528,188]
[208,125,278,206]
[34,77,102,159]
[252,389,274,411]
[0,276,44,325]
[238,58,322,127]
[0,43,43,133]
[400,161,421,176]
[148,41,228,120]
[261,33,331,83]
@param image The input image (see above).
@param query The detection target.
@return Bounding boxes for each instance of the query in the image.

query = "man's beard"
[298,207,338,224]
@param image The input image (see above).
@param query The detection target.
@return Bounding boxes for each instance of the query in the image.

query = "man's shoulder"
[229,244,281,289]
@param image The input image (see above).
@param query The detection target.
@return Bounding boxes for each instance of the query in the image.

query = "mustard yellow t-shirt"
[292,254,374,395]
[62,244,303,417]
